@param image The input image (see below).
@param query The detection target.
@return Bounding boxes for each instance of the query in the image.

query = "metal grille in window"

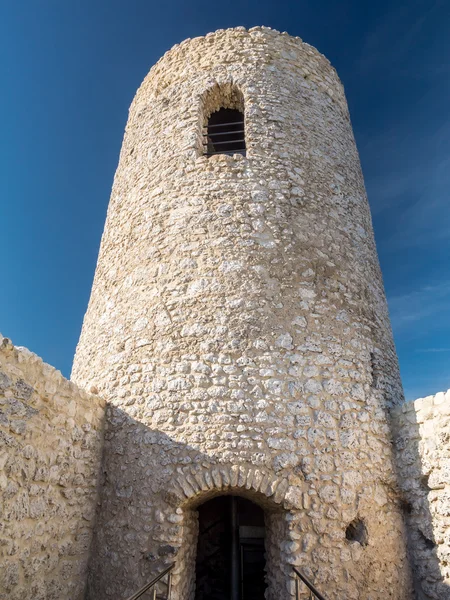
[203,108,246,157]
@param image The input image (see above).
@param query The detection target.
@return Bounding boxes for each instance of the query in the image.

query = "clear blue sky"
[1,0,449,400]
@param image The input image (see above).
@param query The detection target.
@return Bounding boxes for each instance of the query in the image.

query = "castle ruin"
[1,27,449,600]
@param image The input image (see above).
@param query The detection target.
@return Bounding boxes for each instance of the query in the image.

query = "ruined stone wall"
[391,390,450,599]
[72,27,412,600]
[0,336,105,600]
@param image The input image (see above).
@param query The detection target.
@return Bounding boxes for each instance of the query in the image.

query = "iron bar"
[203,120,244,128]
[203,138,246,147]
[204,129,245,138]
[231,496,240,600]
[203,117,246,157]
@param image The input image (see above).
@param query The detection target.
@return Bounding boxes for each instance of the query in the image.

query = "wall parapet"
[391,390,450,599]
[0,335,106,600]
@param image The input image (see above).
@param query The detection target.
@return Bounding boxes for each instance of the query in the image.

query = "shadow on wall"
[391,392,450,600]
[85,404,295,600]
[85,396,419,600]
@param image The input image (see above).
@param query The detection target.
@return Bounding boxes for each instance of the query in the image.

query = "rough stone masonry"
[1,25,449,600]
[391,391,450,599]
[0,336,105,600]
[71,26,412,600]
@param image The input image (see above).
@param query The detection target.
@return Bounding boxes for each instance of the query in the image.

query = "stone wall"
[0,336,105,600]
[72,27,413,600]
[391,390,450,599]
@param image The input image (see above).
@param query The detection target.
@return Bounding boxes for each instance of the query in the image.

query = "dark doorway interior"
[195,496,266,600]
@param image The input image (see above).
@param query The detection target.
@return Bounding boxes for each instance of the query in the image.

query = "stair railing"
[124,563,175,600]
[293,567,328,600]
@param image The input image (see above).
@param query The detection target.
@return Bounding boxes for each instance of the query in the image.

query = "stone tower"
[72,27,412,600]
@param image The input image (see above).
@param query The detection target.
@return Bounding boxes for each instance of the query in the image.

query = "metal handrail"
[293,568,328,600]
[125,564,175,600]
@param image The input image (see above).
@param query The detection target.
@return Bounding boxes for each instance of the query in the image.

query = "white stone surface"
[68,26,413,600]
[391,390,450,599]
[0,336,105,600]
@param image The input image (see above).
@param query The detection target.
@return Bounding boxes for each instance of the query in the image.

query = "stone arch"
[201,82,245,121]
[168,465,300,600]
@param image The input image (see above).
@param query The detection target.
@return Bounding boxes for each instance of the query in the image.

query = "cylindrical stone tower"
[72,27,412,600]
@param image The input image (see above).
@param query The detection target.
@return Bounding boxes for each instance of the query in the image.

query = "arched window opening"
[195,495,266,600]
[200,84,246,158]
[204,108,246,157]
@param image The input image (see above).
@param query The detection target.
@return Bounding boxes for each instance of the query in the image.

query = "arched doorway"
[194,496,267,600]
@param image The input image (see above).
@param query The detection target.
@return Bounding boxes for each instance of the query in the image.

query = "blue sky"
[1,0,449,400]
